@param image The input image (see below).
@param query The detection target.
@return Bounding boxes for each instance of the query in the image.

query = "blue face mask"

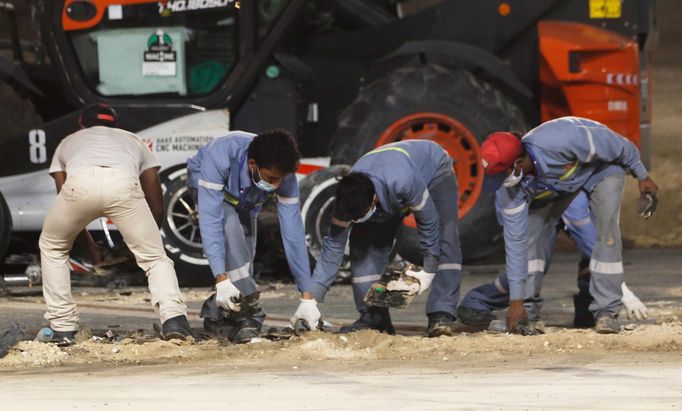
[253,166,277,192]
[352,203,376,224]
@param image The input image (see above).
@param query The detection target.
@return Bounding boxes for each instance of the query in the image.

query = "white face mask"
[352,204,376,224]
[503,168,524,187]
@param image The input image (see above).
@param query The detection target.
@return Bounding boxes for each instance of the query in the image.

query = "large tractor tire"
[329,64,526,262]
[160,167,213,286]
[299,165,352,283]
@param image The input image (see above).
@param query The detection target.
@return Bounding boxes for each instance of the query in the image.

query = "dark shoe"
[339,306,395,335]
[161,315,195,340]
[427,312,455,337]
[52,330,77,346]
[595,314,620,334]
[231,317,263,344]
[230,292,265,344]
[573,293,596,328]
[457,306,496,326]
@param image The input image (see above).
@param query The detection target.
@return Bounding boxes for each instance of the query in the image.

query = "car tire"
[160,167,213,286]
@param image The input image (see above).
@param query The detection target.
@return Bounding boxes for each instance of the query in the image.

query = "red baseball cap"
[480,132,522,175]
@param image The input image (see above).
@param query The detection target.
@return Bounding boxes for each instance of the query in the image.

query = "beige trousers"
[39,167,186,331]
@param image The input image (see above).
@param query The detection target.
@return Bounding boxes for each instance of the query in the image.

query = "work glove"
[404,268,436,295]
[290,299,321,330]
[215,278,241,312]
[621,282,648,320]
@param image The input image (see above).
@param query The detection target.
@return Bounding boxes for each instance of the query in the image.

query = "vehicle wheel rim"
[166,186,203,249]
[376,112,483,223]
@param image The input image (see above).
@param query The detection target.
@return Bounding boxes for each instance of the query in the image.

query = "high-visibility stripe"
[228,263,251,281]
[589,259,623,274]
[494,278,508,294]
[277,195,299,205]
[410,189,430,211]
[503,202,526,215]
[563,216,591,227]
[351,274,381,284]
[583,126,596,162]
[438,263,462,271]
[365,146,411,158]
[559,161,579,180]
[533,191,553,200]
[198,179,224,190]
[528,259,545,273]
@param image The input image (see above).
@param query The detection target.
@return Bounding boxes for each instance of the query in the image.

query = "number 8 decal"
[29,129,47,164]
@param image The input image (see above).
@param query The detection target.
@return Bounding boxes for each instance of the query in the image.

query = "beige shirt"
[49,126,160,177]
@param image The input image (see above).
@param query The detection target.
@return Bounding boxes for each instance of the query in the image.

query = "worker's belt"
[223,191,270,212]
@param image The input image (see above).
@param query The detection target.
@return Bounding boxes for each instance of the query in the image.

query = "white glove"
[621,282,648,320]
[215,278,241,312]
[290,299,321,330]
[404,268,436,295]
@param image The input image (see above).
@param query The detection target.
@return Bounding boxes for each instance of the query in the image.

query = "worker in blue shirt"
[458,191,649,330]
[290,140,463,337]
[468,117,658,334]
[187,130,315,343]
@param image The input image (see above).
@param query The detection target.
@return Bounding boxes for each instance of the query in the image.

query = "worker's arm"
[399,175,440,274]
[275,174,313,294]
[497,187,530,332]
[50,171,102,265]
[139,166,164,228]
[308,219,351,301]
[197,150,230,278]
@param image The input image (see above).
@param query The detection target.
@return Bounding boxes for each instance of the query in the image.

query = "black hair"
[248,129,300,174]
[333,172,375,221]
[79,103,118,128]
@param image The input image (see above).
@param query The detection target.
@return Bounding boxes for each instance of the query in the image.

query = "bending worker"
[458,191,649,330]
[39,103,192,344]
[291,140,463,337]
[469,116,658,334]
[187,129,315,343]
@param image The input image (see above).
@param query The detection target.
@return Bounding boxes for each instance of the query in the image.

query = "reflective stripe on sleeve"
[198,179,224,191]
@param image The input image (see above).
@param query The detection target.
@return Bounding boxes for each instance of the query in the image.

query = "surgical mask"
[252,166,277,192]
[503,168,523,187]
[352,204,376,224]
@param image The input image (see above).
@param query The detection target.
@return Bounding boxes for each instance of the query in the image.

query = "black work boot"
[339,306,395,335]
[595,313,621,334]
[231,292,265,344]
[573,292,596,328]
[427,311,455,338]
[161,315,195,340]
[456,306,496,326]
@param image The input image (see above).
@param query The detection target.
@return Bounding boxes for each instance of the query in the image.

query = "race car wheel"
[160,167,212,286]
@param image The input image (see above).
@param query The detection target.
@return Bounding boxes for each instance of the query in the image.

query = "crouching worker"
[39,103,192,344]
[463,117,658,334]
[187,130,315,343]
[290,140,463,337]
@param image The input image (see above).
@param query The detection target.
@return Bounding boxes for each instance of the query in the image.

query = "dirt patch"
[2,321,681,370]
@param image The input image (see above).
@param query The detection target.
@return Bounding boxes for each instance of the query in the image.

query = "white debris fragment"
[543,341,550,348]
[112,347,121,353]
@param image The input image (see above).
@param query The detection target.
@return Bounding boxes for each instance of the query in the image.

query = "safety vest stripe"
[559,161,579,181]
[364,146,411,158]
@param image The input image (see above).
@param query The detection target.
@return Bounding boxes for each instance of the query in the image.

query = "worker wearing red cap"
[458,116,658,334]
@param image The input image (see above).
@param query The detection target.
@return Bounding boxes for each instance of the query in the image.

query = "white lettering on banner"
[154,135,214,152]
[160,0,232,13]
[606,73,639,85]
[28,129,47,164]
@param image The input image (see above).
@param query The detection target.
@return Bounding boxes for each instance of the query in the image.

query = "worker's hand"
[621,282,648,320]
[215,277,241,312]
[404,268,436,295]
[290,298,321,330]
[507,300,528,333]
[638,177,659,195]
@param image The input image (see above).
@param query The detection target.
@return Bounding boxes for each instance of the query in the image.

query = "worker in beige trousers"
[38,103,192,343]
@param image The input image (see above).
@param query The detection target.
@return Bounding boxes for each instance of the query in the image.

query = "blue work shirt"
[186,131,312,292]
[309,140,453,300]
[498,117,648,299]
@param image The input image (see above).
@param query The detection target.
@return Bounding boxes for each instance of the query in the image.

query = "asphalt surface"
[1,248,680,337]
